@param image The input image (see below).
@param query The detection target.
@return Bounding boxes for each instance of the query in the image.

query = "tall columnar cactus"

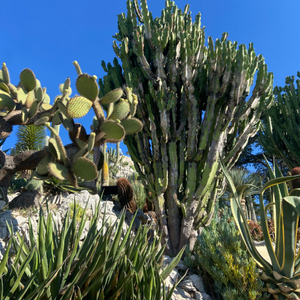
[99,0,274,255]
[0,61,142,202]
[259,73,300,170]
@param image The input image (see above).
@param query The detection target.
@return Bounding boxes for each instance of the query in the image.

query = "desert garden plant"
[221,158,300,299]
[259,73,300,169]
[0,61,143,203]
[1,199,184,299]
[185,206,269,300]
[100,0,274,255]
[15,124,46,153]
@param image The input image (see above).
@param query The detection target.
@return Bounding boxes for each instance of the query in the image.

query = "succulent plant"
[117,177,137,213]
[1,199,185,299]
[99,0,274,256]
[259,73,300,170]
[0,61,143,201]
[221,158,300,300]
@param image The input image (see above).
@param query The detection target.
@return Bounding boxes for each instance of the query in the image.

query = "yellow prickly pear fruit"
[102,160,109,186]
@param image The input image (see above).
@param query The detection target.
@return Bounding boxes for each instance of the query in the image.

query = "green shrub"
[132,181,146,209]
[185,207,269,300]
[69,201,85,223]
[8,177,27,194]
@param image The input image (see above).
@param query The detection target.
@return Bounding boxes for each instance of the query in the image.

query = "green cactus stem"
[20,68,36,92]
[0,61,142,204]
[99,0,274,256]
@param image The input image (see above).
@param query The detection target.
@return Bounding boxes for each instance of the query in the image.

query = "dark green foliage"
[15,124,46,153]
[185,207,269,300]
[9,177,27,193]
[130,176,146,209]
[259,73,300,169]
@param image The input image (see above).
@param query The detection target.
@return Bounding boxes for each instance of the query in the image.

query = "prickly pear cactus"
[0,61,143,188]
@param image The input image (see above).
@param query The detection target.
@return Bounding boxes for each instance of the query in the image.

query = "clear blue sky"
[1,0,299,155]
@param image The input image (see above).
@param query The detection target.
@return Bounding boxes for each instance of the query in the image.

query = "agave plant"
[221,158,300,300]
[1,198,184,299]
[219,168,261,222]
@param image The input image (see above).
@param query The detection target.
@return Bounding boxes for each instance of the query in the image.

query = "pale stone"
[189,274,205,293]
[170,287,193,300]
[165,268,180,288]
[194,291,212,300]
[179,278,197,292]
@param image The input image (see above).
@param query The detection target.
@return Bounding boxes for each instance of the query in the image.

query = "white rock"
[189,274,205,293]
[169,287,193,300]
[194,291,212,300]
[162,255,173,268]
[165,268,180,288]
[179,278,197,292]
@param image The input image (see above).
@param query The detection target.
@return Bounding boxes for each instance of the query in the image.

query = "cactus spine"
[100,0,274,255]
